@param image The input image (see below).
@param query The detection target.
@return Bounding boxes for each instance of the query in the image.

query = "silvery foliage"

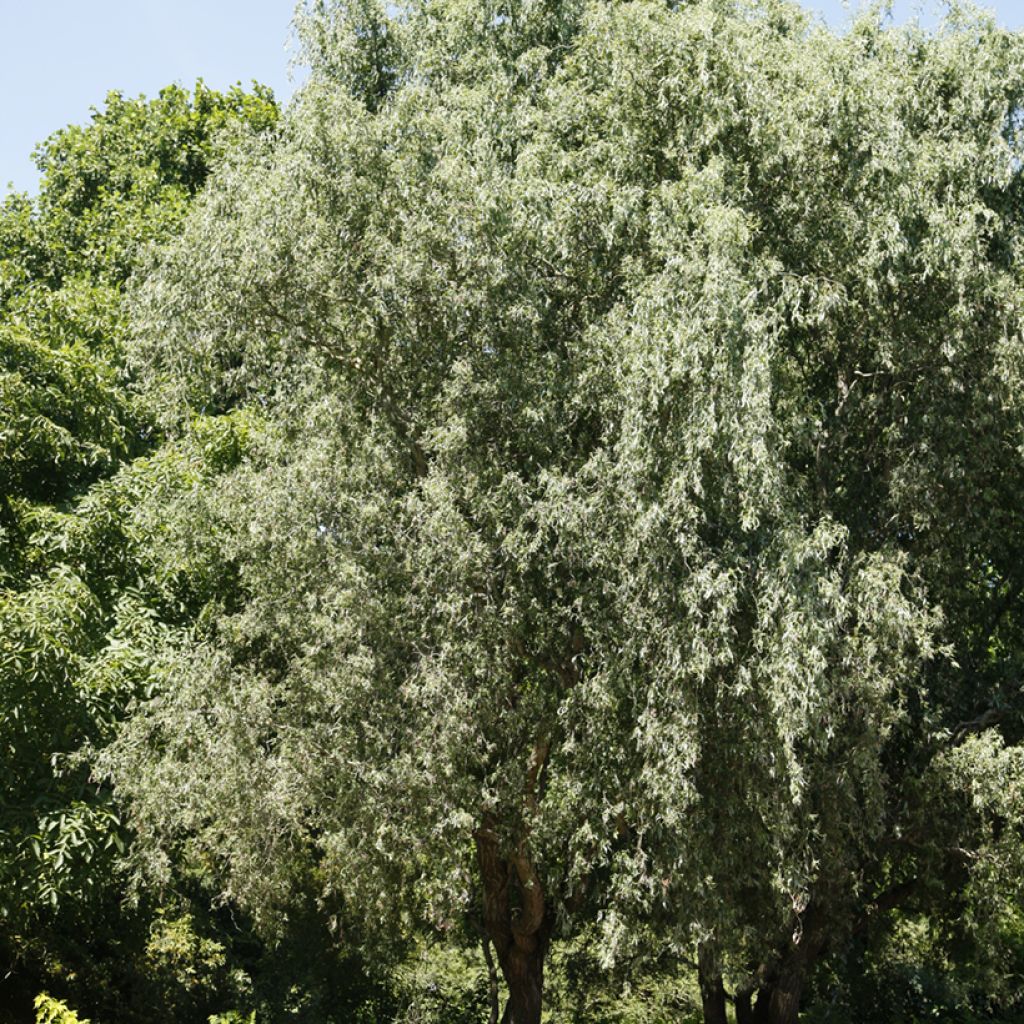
[107,0,1024,984]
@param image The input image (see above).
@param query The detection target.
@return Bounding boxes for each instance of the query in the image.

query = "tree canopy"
[93,2,1024,1023]
[0,80,280,1022]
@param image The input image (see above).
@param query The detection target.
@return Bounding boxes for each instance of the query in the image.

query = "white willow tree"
[105,2,1024,1022]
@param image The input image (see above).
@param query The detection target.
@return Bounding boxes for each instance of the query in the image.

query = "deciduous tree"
[107,3,1024,1022]
[1,81,278,1017]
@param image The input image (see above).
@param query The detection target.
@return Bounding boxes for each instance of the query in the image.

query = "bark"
[476,817,549,1024]
[697,943,728,1024]
[498,937,546,1024]
[753,986,773,1024]
[735,979,763,1024]
[735,962,771,1023]
[482,936,500,1024]
[766,907,829,1024]
[768,969,804,1024]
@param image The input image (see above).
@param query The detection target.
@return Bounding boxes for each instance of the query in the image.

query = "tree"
[105,2,1024,1022]
[1,81,278,1018]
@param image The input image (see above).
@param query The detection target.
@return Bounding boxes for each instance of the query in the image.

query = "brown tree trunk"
[766,907,828,1024]
[697,943,728,1024]
[735,984,758,1024]
[735,963,772,1024]
[481,936,500,1024]
[476,818,550,1024]
[768,968,804,1024]
[753,986,773,1024]
[496,936,547,1024]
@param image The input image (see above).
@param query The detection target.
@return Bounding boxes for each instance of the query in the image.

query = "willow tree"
[106,2,1024,1022]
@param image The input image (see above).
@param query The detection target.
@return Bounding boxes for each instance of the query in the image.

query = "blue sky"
[2,1,1023,197]
[0,1,301,197]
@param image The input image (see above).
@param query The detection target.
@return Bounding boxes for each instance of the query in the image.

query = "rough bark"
[768,970,803,1024]
[482,935,501,1024]
[766,906,829,1024]
[476,816,549,1024]
[498,937,546,1024]
[734,961,771,1023]
[735,979,761,1024]
[697,943,728,1024]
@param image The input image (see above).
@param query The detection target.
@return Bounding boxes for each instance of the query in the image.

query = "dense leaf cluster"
[4,2,1024,1023]
[107,1,1024,1022]
[0,82,289,1023]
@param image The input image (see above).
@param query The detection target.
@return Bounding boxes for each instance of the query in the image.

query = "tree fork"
[734,977,764,1024]
[766,907,829,1024]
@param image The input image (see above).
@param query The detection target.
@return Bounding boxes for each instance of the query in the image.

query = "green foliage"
[33,994,89,1024]
[143,912,230,1010]
[7,81,278,290]
[0,79,282,1023]
[96,2,1024,1024]
[389,942,490,1024]
[543,934,701,1023]
[104,0,1024,1020]
[4,2,1024,1022]
[0,326,131,507]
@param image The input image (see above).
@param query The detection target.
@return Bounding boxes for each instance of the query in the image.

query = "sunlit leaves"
[102,0,1024,1014]
[1,82,279,939]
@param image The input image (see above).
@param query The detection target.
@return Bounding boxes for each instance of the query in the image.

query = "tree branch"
[953,706,1005,742]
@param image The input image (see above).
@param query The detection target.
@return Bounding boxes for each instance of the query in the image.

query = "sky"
[2,0,1023,198]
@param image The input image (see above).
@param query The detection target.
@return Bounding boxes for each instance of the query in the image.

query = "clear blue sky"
[1,1,1022,198]
[0,1,301,197]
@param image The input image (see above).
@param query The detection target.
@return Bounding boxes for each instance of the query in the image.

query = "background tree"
[0,82,280,1021]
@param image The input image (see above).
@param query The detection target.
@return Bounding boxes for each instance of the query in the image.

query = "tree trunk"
[737,978,774,1019]
[697,943,728,1024]
[768,978,802,1024]
[753,986,773,1024]
[735,963,772,1024]
[476,818,550,1024]
[766,907,828,1024]
[482,936,501,1024]
[735,985,758,1024]
[496,936,546,1024]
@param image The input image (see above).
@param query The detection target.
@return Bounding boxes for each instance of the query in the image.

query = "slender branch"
[953,706,1006,742]
[480,933,501,1024]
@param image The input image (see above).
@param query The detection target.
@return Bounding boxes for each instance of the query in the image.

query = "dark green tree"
[1,82,278,1021]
